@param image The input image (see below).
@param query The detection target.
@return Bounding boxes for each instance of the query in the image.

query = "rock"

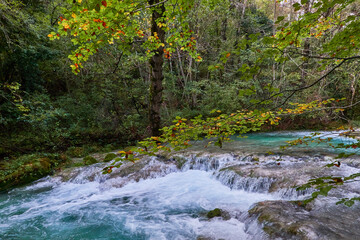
[248,200,360,240]
[170,156,187,169]
[207,208,222,218]
[83,156,98,165]
[0,154,67,192]
[206,208,231,220]
[215,154,346,196]
[106,156,178,187]
[197,236,215,240]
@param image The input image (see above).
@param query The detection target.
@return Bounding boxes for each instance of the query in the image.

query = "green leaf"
[95,4,100,12]
[276,16,285,24]
[293,3,301,11]
[301,0,308,5]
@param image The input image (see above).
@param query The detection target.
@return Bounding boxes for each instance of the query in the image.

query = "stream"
[1,131,360,240]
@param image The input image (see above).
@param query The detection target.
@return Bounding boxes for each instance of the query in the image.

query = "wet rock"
[0,154,67,192]
[206,208,231,220]
[248,200,360,240]
[106,157,178,187]
[197,236,215,240]
[83,155,98,165]
[53,167,83,182]
[216,155,344,196]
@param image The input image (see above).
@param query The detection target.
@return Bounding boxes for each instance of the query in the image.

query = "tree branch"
[245,56,358,110]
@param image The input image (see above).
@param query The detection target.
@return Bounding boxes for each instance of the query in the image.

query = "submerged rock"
[206,208,231,220]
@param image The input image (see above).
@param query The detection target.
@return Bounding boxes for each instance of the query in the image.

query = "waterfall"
[1,131,360,239]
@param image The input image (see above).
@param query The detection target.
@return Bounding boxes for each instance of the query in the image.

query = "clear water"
[0,131,358,240]
[228,131,358,155]
[0,171,275,240]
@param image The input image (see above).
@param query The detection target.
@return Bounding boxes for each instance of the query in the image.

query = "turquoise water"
[228,131,358,155]
[0,171,273,240]
[0,131,358,239]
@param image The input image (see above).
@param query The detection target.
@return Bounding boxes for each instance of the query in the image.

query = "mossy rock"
[104,153,117,162]
[0,154,63,192]
[197,236,214,240]
[172,156,187,169]
[207,208,222,218]
[206,208,230,220]
[83,156,98,165]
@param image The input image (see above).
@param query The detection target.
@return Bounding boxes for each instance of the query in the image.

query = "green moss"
[0,153,67,192]
[73,162,85,167]
[207,208,222,218]
[83,156,98,165]
[173,156,187,169]
[257,213,272,222]
[104,153,117,162]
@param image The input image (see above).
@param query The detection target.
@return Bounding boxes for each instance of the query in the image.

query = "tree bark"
[148,0,165,137]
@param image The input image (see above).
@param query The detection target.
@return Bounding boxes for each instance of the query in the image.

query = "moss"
[173,156,187,169]
[257,213,272,222]
[73,162,85,167]
[207,208,222,218]
[83,156,98,165]
[104,153,117,162]
[219,166,236,172]
[0,153,67,192]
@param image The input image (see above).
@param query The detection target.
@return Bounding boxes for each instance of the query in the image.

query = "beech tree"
[49,0,204,136]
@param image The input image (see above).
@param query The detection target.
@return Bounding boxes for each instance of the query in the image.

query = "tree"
[50,0,204,136]
[101,0,360,207]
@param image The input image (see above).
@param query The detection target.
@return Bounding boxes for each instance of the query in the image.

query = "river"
[1,131,359,239]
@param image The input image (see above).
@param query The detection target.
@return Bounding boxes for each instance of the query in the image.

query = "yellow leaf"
[48,34,53,38]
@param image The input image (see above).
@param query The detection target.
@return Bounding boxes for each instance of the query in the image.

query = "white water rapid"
[1,131,360,240]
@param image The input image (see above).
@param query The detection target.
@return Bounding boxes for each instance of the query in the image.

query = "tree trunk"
[148,0,165,137]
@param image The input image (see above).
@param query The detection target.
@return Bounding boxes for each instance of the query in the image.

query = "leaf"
[101,1,107,7]
[95,4,100,12]
[318,185,333,196]
[292,3,301,11]
[301,0,308,5]
[276,16,285,24]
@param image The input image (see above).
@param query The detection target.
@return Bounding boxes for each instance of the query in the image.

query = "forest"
[1,0,359,161]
